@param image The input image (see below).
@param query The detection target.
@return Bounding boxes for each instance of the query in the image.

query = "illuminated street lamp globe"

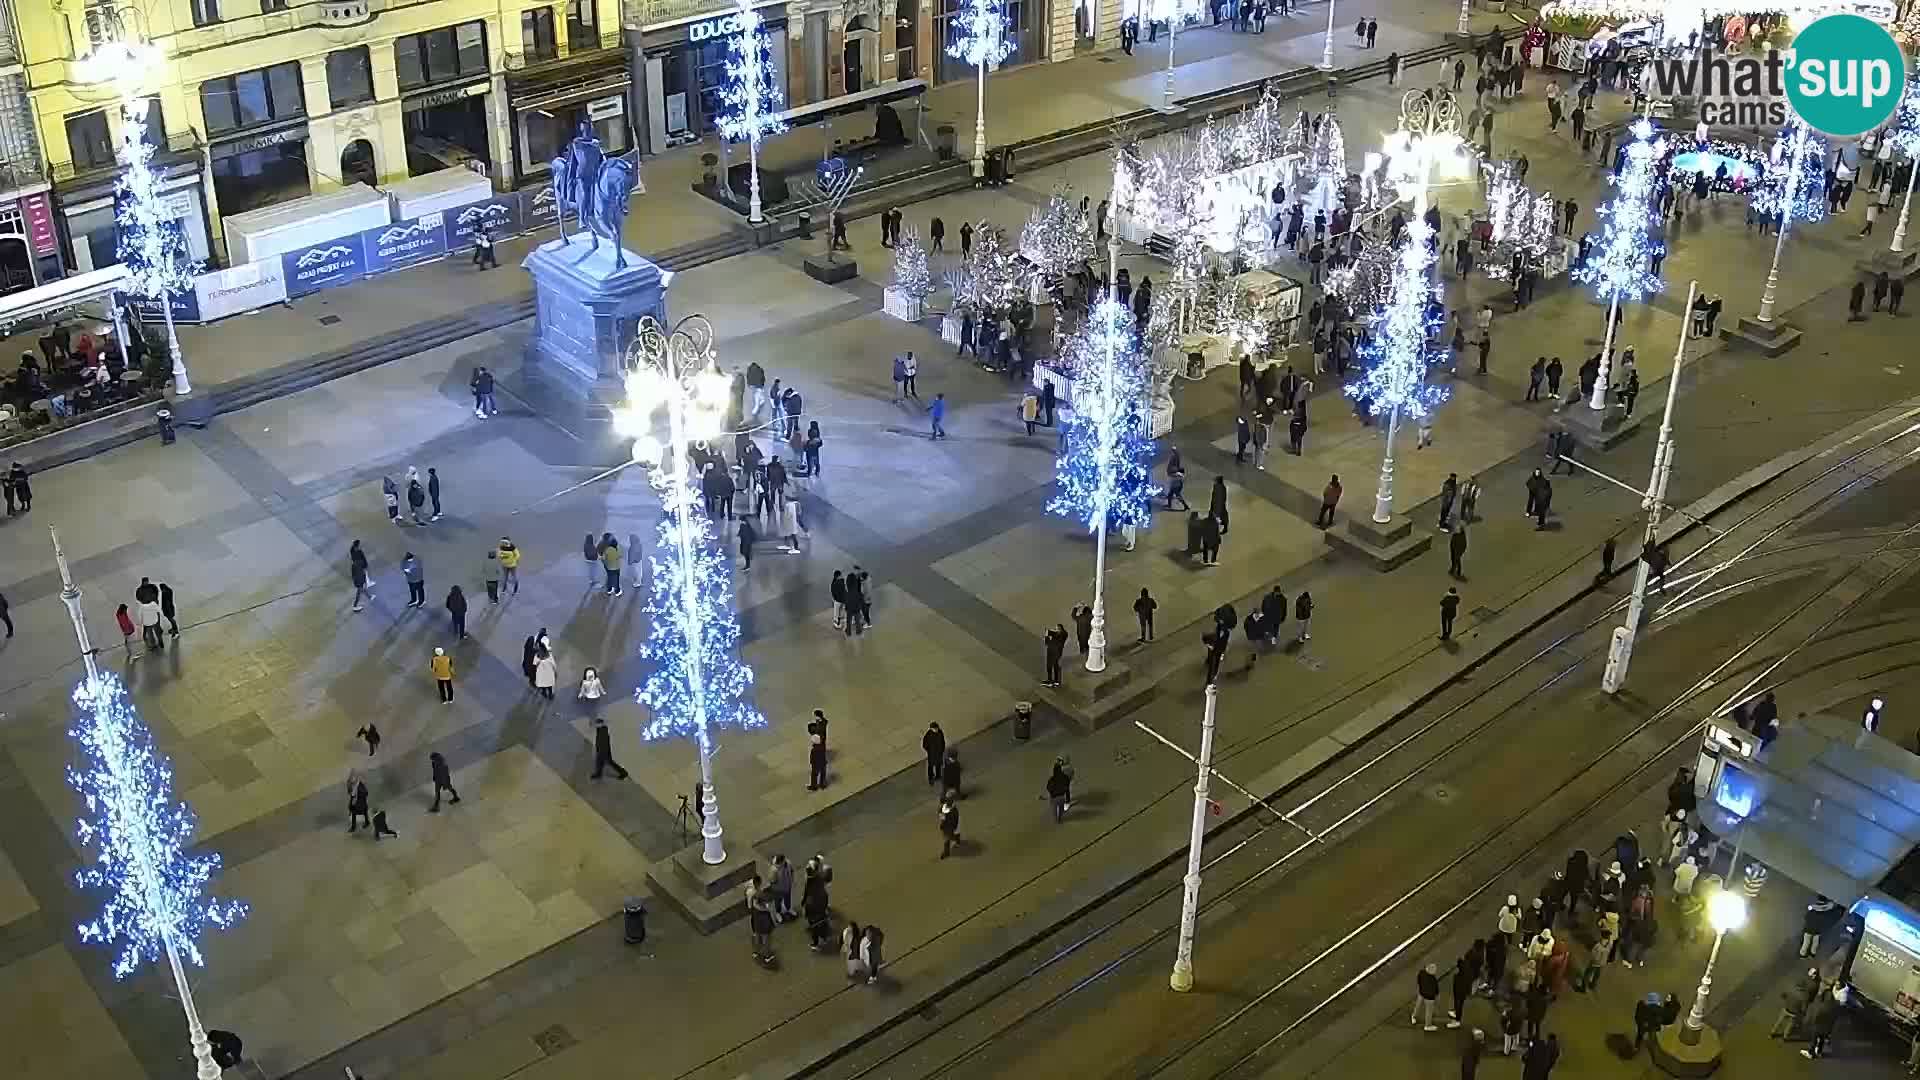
[1707,889,1748,935]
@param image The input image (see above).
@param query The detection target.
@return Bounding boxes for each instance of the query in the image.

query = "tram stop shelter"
[1694,711,1920,1028]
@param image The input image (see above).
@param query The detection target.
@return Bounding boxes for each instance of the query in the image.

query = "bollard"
[623,897,648,944]
[1013,701,1033,741]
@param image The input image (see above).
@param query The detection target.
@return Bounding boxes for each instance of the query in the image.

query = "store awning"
[0,264,129,331]
[1700,712,1920,905]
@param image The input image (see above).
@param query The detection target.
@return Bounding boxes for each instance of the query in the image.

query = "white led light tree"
[1570,118,1666,410]
[53,527,246,1080]
[717,0,788,224]
[616,316,767,865]
[1346,217,1450,524]
[948,0,1013,182]
[1049,299,1158,675]
[1749,121,1826,325]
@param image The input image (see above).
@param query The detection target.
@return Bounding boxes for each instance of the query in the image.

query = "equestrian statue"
[548,122,637,270]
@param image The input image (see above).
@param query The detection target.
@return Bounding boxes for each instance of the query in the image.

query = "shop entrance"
[404,94,491,176]
[0,236,32,296]
[844,38,864,94]
[341,139,377,187]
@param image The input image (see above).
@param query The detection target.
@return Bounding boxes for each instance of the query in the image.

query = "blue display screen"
[1715,763,1757,820]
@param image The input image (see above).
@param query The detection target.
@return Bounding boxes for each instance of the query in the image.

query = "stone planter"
[883,286,926,322]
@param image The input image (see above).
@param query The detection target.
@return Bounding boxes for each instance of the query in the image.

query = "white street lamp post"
[1682,891,1748,1045]
[1892,158,1918,254]
[618,316,758,866]
[1372,89,1461,525]
[1083,168,1131,674]
[52,528,224,1080]
[1756,125,1810,325]
[1320,0,1338,69]
[1169,680,1218,992]
[950,0,1012,182]
[1163,5,1182,111]
[1456,0,1471,35]
[1602,281,1694,695]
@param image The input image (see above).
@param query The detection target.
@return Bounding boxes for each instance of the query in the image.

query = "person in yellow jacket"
[497,536,522,596]
[431,646,455,703]
[599,533,623,596]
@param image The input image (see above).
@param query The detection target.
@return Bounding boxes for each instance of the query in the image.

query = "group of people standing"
[115,575,179,658]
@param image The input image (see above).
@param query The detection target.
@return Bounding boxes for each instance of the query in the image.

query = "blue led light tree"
[947,0,1013,181]
[1049,298,1158,672]
[717,0,788,224]
[1886,84,1920,253]
[1346,217,1449,525]
[1570,117,1666,411]
[1751,121,1825,326]
[616,316,766,865]
[117,92,200,399]
[51,529,245,1080]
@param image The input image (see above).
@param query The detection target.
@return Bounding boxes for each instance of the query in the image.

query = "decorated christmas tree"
[892,225,934,298]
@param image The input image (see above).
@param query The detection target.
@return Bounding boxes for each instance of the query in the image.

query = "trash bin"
[936,124,958,160]
[623,897,648,944]
[797,211,813,239]
[156,408,176,446]
[1013,701,1034,740]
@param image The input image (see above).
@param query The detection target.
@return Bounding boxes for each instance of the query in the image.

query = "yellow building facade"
[21,0,624,267]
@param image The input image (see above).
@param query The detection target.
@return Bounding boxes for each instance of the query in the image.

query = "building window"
[66,109,114,169]
[327,47,375,109]
[260,0,289,10]
[936,0,1034,83]
[200,61,307,136]
[896,12,915,80]
[567,0,599,47]
[139,98,166,148]
[190,0,221,26]
[395,21,490,91]
[522,9,557,61]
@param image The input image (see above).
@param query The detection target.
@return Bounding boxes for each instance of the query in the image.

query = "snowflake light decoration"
[716,0,787,147]
[1020,190,1094,287]
[1324,232,1396,310]
[1345,218,1449,424]
[1887,83,1920,161]
[947,0,1014,70]
[959,222,1026,313]
[68,673,246,980]
[1050,298,1158,532]
[1489,189,1557,282]
[1750,122,1827,225]
[1571,118,1666,308]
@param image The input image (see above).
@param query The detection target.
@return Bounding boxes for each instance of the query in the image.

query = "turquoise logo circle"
[1785,14,1907,137]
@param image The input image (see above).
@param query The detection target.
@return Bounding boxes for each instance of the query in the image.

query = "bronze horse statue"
[548,123,636,269]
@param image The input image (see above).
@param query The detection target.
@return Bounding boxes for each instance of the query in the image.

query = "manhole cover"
[1114,749,1136,766]
[1298,654,1324,671]
[533,1024,578,1056]
[1471,606,1498,620]
[318,314,343,325]
[1426,783,1455,804]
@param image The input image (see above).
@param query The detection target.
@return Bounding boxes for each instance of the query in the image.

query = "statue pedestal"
[522,234,669,405]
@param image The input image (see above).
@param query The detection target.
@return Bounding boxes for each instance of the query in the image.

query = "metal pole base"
[1170,959,1194,992]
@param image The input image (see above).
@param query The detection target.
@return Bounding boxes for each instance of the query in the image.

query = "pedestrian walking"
[1450,959,1474,1028]
[1891,275,1907,315]
[1165,450,1190,509]
[749,893,777,966]
[585,714,630,780]
[1439,472,1459,528]
[582,533,600,587]
[430,646,455,703]
[1633,992,1664,1050]
[1802,984,1845,1058]
[939,795,961,858]
[1200,511,1221,565]
[601,534,624,594]
[350,541,373,612]
[843,921,867,978]
[930,393,948,439]
[534,646,557,699]
[1851,279,1867,320]
[1046,757,1074,821]
[402,552,425,607]
[923,722,946,784]
[1802,895,1842,957]
[1209,476,1230,535]
[1413,963,1441,1030]
[1293,590,1313,642]
[158,582,179,637]
[1071,602,1094,655]
[427,467,443,520]
[116,604,137,659]
[425,750,461,811]
[804,858,834,949]
[347,773,371,833]
[1134,587,1157,641]
[496,537,520,595]
[356,723,381,756]
[6,463,27,513]
[138,593,164,651]
[1449,524,1468,578]
[942,747,963,797]
[406,467,427,525]
[1440,587,1461,640]
[808,731,829,791]
[1044,623,1068,686]
[767,853,796,922]
[1317,475,1341,528]
[443,584,469,638]
[470,365,497,417]
[1771,967,1821,1038]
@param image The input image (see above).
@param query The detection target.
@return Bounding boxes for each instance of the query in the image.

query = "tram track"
[799,414,1920,1080]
